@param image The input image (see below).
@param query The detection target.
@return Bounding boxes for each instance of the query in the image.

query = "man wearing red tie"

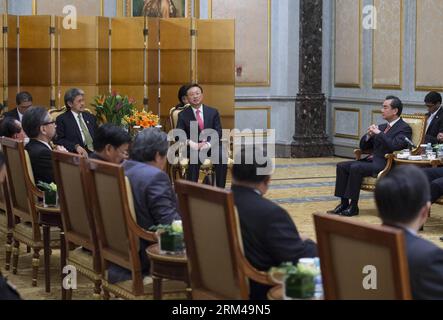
[176,84,227,188]
[328,96,412,217]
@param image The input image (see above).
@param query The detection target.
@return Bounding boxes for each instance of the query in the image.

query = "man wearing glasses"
[22,107,65,184]
[424,91,443,145]
[3,92,33,122]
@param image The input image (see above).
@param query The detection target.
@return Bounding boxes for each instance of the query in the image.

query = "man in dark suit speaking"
[55,88,98,157]
[176,84,227,188]
[375,166,443,300]
[329,96,412,217]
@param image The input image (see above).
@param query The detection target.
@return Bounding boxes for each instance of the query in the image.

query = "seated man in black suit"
[0,151,21,300]
[329,96,412,217]
[231,145,318,300]
[375,166,443,300]
[89,123,131,164]
[424,91,443,144]
[3,91,33,122]
[176,83,228,188]
[22,107,66,184]
[0,117,26,141]
[55,88,98,157]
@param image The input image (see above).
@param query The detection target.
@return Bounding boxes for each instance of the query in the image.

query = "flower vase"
[158,231,185,255]
[284,273,315,300]
[44,190,58,208]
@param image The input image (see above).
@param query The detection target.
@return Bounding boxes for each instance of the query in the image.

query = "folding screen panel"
[6,15,17,109]
[111,16,145,111]
[55,16,109,108]
[19,15,52,107]
[147,17,160,116]
[196,19,235,129]
[159,18,193,124]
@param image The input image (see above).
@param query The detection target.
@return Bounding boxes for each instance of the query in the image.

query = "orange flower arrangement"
[124,110,160,129]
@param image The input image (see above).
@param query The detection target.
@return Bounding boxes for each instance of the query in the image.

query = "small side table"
[146,244,191,300]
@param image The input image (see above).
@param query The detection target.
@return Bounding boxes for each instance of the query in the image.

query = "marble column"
[291,0,333,157]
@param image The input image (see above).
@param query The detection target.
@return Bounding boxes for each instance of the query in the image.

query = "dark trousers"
[334,160,375,201]
[424,167,443,203]
[187,146,228,189]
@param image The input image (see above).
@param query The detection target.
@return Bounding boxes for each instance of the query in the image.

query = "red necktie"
[196,109,204,131]
[384,124,391,134]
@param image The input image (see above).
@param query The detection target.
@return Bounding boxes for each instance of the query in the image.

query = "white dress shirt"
[71,110,85,143]
[18,110,23,122]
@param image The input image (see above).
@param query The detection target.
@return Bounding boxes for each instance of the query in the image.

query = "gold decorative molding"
[334,0,362,89]
[415,0,443,91]
[333,107,361,140]
[32,0,37,15]
[372,0,403,90]
[209,0,271,87]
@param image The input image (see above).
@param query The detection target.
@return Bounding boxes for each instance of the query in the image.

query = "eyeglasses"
[41,120,55,126]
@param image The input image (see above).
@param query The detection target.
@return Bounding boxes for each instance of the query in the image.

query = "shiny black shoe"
[340,206,359,217]
[327,204,349,215]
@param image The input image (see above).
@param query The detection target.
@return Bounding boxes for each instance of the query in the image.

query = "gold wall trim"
[333,107,361,140]
[101,0,104,16]
[334,0,362,89]
[372,0,403,90]
[32,0,37,15]
[210,0,271,87]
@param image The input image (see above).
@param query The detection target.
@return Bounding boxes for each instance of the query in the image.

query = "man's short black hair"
[16,91,33,105]
[375,166,430,225]
[424,91,442,105]
[93,123,131,152]
[385,95,403,117]
[0,117,21,138]
[186,83,203,95]
[232,145,271,184]
[22,106,49,139]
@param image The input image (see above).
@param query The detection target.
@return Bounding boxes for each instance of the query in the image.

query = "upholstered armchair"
[175,180,276,299]
[1,138,60,287]
[86,159,187,299]
[314,213,411,299]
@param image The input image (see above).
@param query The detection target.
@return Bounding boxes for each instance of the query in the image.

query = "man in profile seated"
[89,123,131,164]
[0,117,26,141]
[375,165,443,299]
[231,145,318,300]
[111,128,180,282]
[3,91,33,123]
[22,107,66,184]
[329,96,412,217]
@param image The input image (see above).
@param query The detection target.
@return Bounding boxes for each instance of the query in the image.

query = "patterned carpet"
[1,157,442,299]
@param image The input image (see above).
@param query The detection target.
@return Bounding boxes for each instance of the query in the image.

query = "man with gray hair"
[122,128,180,277]
[55,88,98,157]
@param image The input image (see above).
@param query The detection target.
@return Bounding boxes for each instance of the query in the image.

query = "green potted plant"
[269,262,317,300]
[149,221,185,255]
[37,181,58,207]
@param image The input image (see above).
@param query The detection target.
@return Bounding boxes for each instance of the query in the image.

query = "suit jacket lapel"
[68,111,84,143]
[202,105,210,129]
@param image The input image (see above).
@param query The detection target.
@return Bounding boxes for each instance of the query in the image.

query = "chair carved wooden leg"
[4,232,13,270]
[12,239,20,274]
[93,280,101,300]
[32,247,41,287]
[103,289,110,300]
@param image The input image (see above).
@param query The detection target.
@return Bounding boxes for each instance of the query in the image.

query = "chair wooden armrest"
[29,184,44,198]
[127,216,157,243]
[237,252,277,287]
[376,154,395,179]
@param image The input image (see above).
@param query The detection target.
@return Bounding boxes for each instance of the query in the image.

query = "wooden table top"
[146,244,188,264]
